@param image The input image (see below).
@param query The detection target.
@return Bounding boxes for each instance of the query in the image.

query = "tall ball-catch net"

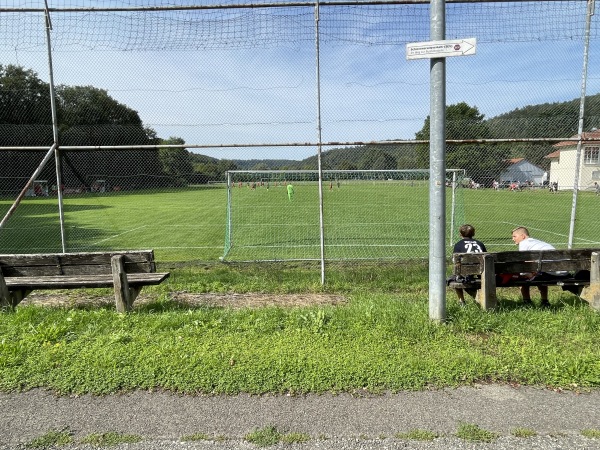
[223,169,465,262]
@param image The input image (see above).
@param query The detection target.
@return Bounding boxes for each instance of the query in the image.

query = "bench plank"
[0,251,156,277]
[4,273,170,290]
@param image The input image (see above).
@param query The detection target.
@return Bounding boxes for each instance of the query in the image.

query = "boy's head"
[511,226,530,245]
[459,224,476,238]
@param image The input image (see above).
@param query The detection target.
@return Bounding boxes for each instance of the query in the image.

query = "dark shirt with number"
[453,239,487,253]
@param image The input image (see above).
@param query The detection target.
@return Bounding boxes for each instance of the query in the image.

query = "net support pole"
[315,1,326,285]
[429,0,447,322]
[450,170,457,243]
[223,171,233,259]
[0,143,57,230]
[44,1,67,253]
[568,0,594,248]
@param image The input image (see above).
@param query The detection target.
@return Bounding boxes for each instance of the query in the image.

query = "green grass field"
[2,185,600,395]
[1,184,599,263]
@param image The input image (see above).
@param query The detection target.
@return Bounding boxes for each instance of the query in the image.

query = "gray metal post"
[429,0,447,322]
[226,171,232,250]
[315,1,326,285]
[568,0,594,248]
[44,3,66,252]
[450,170,457,244]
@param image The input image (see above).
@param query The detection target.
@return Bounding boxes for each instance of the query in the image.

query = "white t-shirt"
[519,238,565,275]
[519,237,554,251]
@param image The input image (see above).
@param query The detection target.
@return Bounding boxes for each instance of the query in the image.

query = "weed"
[455,422,499,442]
[512,427,537,438]
[395,429,438,441]
[26,429,73,449]
[581,429,600,438]
[244,426,282,447]
[281,432,310,444]
[79,431,142,446]
[181,432,210,441]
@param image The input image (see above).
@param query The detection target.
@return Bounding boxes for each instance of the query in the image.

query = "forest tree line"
[2,64,599,191]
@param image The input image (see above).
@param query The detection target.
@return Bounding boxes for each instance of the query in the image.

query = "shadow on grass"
[494,292,589,312]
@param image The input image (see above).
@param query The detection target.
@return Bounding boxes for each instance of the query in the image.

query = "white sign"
[406,38,476,60]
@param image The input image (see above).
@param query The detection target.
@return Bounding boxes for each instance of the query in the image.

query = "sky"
[2,1,600,161]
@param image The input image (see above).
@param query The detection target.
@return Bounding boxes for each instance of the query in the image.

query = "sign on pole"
[406,38,476,60]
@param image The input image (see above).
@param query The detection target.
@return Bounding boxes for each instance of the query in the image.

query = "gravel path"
[1,384,600,449]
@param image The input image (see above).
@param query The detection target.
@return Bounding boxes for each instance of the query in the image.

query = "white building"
[545,130,600,191]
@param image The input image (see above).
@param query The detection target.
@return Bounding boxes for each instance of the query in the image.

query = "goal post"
[223,169,465,262]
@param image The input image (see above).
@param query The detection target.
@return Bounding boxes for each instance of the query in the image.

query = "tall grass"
[1,263,599,395]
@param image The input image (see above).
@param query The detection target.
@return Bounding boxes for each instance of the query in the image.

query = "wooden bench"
[0,250,170,312]
[450,249,600,310]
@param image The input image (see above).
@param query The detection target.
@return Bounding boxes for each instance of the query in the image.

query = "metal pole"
[568,0,594,248]
[315,1,326,285]
[0,144,57,230]
[429,0,446,322]
[44,1,66,252]
[450,170,457,243]
[225,171,233,257]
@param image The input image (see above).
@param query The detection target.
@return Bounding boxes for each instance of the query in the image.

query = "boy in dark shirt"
[450,224,487,305]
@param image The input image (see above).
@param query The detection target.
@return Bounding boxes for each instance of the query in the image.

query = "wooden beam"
[479,253,497,310]
[111,255,132,313]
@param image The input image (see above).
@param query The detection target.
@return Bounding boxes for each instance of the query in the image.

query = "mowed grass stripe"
[1,185,600,260]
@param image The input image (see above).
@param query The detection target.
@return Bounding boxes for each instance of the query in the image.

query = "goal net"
[223,169,465,262]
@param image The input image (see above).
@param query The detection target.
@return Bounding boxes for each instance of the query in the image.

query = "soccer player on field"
[287,183,294,201]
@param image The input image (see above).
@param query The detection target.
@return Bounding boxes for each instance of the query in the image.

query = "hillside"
[205,93,600,173]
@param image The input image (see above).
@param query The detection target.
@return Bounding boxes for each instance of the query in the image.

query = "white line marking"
[91,225,149,245]
[501,222,600,244]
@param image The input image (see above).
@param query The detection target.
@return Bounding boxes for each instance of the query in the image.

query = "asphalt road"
[1,384,600,449]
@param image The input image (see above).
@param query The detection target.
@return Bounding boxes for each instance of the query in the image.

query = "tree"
[337,160,357,171]
[158,137,194,185]
[0,65,53,147]
[415,102,510,181]
[359,147,397,170]
[56,85,151,146]
[0,64,52,125]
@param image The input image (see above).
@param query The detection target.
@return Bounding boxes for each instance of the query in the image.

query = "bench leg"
[581,252,600,311]
[479,254,497,311]
[112,255,133,313]
[0,273,28,310]
[0,271,10,310]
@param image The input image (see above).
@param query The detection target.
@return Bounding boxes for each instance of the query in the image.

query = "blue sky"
[2,1,600,160]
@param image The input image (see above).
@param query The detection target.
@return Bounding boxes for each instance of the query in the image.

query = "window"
[584,146,600,165]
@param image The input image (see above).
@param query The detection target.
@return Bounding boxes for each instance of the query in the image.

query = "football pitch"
[0,184,599,263]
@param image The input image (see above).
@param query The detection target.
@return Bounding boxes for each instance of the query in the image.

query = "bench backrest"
[0,250,157,277]
[453,249,600,276]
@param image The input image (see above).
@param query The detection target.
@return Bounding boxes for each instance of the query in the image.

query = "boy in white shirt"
[511,226,553,306]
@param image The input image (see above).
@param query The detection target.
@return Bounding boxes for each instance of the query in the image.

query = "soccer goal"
[222,169,465,262]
